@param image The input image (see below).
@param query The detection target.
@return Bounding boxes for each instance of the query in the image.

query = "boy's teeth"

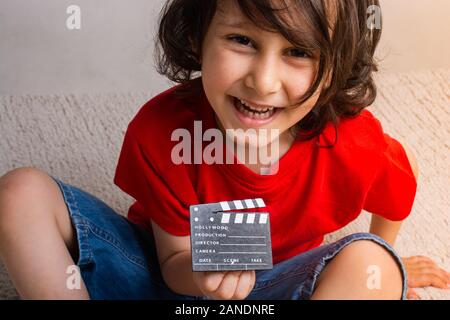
[235,98,276,120]
[239,99,274,112]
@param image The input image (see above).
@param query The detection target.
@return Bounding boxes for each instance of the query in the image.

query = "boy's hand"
[192,270,256,300]
[402,256,450,300]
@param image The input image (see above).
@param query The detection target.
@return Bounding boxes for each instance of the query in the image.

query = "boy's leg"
[310,240,403,300]
[0,167,89,299]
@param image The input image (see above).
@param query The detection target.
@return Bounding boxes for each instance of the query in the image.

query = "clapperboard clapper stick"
[190,198,273,272]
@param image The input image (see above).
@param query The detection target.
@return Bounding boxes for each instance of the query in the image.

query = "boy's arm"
[368,143,449,299]
[150,220,204,296]
[369,214,403,247]
[151,220,256,299]
[369,142,419,246]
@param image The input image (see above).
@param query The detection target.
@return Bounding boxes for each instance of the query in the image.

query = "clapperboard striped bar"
[219,198,266,211]
[219,199,268,225]
[190,198,273,272]
[191,198,266,214]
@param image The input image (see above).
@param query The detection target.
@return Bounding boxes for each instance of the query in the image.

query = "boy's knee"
[0,167,51,220]
[340,240,404,298]
[1,166,44,196]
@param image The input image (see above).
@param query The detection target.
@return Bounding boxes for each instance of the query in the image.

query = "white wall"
[0,0,168,94]
[378,0,450,72]
[0,0,449,94]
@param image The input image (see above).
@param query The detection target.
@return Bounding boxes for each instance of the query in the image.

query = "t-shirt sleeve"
[113,125,192,236]
[363,133,418,221]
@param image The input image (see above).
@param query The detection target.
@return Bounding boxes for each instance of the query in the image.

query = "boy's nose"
[244,54,282,98]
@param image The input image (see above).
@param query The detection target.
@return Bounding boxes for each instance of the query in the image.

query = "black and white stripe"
[219,198,265,211]
[220,212,268,224]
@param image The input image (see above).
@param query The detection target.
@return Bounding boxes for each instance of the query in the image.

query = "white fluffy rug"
[0,69,449,300]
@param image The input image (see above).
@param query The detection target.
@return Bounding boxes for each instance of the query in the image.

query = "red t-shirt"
[113,85,417,264]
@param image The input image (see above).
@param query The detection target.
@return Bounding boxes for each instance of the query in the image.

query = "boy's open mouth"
[232,96,281,122]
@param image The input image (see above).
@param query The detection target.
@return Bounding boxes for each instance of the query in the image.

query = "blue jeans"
[52,177,408,300]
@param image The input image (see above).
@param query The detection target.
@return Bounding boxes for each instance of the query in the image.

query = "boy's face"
[200,0,324,148]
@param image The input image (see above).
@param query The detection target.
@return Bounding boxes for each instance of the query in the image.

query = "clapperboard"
[190,198,273,272]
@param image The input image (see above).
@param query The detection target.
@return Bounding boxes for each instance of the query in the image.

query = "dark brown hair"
[154,0,382,146]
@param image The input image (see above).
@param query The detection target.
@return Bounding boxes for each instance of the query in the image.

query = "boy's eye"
[288,48,309,58]
[228,35,253,47]
[227,35,310,59]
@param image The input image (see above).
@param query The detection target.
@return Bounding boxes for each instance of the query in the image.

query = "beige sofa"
[0,69,449,299]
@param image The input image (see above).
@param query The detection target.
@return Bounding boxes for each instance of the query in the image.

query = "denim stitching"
[77,189,152,270]
[252,264,316,293]
[57,178,147,270]
[72,206,168,289]
[51,178,171,292]
[58,179,94,266]
[252,243,336,291]
[86,221,148,270]
[81,211,170,290]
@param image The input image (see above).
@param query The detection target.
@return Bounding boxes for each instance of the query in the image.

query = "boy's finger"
[232,271,255,300]
[203,271,226,292]
[424,267,449,288]
[407,288,420,300]
[248,271,256,293]
[411,272,447,289]
[215,271,242,299]
[409,266,449,287]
